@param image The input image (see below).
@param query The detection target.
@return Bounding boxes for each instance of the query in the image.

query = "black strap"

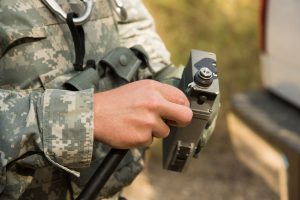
[66,12,85,71]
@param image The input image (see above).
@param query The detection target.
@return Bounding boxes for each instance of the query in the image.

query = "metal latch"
[41,0,93,25]
[112,0,127,21]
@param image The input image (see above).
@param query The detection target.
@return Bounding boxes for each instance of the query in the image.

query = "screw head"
[119,55,129,66]
[199,67,213,79]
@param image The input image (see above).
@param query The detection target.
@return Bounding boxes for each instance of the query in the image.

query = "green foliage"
[144,0,261,111]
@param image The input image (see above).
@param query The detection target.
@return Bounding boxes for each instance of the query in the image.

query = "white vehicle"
[260,0,300,108]
[227,1,300,200]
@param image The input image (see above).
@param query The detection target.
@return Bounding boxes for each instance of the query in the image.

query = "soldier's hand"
[93,80,193,148]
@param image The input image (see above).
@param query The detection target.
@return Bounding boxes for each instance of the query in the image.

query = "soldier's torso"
[0,0,119,90]
[0,1,145,199]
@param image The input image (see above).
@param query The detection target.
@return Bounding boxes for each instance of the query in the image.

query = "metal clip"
[41,0,93,25]
[112,0,127,21]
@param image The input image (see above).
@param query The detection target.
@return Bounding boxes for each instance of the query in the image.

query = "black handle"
[76,149,129,200]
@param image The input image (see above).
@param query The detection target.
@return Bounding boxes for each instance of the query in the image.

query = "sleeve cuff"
[40,89,94,176]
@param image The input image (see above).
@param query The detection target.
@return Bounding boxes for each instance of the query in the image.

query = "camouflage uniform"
[0,0,174,199]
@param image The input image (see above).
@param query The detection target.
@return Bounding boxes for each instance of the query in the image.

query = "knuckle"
[176,96,188,106]
[144,115,157,128]
[149,98,161,111]
[136,134,152,147]
[144,94,162,111]
[141,79,158,89]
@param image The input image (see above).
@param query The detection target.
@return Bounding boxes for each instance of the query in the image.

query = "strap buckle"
[41,0,93,25]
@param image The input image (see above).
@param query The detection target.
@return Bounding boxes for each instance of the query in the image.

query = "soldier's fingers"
[160,100,193,127]
[157,83,190,107]
[152,117,170,138]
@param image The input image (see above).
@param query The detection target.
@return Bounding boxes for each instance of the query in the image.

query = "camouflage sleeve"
[117,0,172,74]
[0,88,94,177]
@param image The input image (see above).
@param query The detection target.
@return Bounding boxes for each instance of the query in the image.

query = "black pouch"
[97,46,150,92]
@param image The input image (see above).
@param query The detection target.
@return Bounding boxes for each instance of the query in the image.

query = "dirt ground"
[123,120,279,200]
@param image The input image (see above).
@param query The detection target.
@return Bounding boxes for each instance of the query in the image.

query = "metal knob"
[194,67,213,87]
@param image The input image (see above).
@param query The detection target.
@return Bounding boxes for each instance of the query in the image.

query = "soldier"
[0,0,192,199]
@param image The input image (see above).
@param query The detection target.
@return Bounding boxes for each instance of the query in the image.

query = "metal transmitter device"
[163,50,220,172]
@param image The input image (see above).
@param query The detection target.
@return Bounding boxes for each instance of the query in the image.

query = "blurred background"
[144,0,262,109]
[124,0,279,199]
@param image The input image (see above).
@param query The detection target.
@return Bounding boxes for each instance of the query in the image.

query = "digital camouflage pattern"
[0,0,173,199]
